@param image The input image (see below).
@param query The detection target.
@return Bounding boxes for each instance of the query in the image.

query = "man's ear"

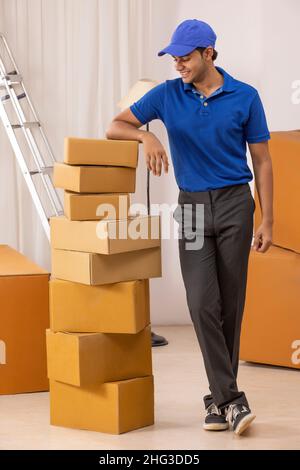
[204,47,213,60]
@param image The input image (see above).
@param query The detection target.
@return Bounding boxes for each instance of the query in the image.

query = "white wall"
[0,0,299,325]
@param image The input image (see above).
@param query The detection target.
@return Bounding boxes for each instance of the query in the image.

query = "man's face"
[172,48,212,82]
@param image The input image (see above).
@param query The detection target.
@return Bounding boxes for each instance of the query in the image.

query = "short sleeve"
[244,91,271,143]
[129,82,166,125]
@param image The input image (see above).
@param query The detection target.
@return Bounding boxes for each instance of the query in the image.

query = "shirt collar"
[183,66,237,93]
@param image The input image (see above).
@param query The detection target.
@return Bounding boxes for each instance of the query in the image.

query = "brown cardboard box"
[254,130,300,253]
[51,246,162,285]
[50,215,161,255]
[50,278,149,333]
[53,163,136,193]
[46,325,152,386]
[240,245,300,368]
[0,245,49,394]
[50,375,154,434]
[64,191,130,221]
[64,137,138,168]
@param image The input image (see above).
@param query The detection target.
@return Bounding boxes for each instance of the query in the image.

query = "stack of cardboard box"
[240,130,300,369]
[48,137,162,433]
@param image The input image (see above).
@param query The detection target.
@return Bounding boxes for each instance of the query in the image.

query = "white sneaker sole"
[203,422,229,431]
[234,413,256,435]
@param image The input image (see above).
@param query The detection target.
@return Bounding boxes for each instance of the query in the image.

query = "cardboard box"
[46,325,152,386]
[64,137,138,168]
[0,245,49,394]
[51,246,162,285]
[50,375,154,434]
[64,191,130,221]
[240,245,300,368]
[53,163,136,193]
[50,278,150,333]
[50,215,161,255]
[254,130,300,253]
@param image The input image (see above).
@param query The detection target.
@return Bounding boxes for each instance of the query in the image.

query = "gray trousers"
[175,183,255,411]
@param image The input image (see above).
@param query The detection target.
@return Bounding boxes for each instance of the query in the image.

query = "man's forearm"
[253,158,274,224]
[106,120,150,143]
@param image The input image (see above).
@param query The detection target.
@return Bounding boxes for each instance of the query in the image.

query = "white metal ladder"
[0,33,63,241]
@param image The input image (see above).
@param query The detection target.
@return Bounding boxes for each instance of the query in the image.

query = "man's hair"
[195,47,218,61]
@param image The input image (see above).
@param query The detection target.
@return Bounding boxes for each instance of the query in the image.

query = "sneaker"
[225,403,256,435]
[203,403,229,431]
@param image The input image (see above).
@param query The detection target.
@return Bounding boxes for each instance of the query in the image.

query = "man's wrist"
[139,130,153,142]
[262,217,273,225]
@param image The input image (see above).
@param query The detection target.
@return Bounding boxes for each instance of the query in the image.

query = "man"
[106,19,273,436]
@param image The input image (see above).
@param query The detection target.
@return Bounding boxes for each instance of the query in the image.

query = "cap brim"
[157,44,196,57]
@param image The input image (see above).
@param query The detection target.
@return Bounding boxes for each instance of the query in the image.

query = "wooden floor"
[0,325,299,450]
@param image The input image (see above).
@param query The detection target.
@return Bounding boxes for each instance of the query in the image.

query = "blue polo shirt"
[129,65,270,191]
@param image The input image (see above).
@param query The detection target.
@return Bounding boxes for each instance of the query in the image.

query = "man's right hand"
[142,132,169,176]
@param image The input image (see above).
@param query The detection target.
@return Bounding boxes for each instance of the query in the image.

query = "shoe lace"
[225,404,249,424]
[206,403,222,416]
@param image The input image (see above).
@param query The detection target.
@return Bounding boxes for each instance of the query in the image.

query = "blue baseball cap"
[158,19,217,57]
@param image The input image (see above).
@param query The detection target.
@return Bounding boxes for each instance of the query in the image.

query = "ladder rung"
[23,121,40,129]
[1,92,26,102]
[29,166,54,176]
[11,121,40,129]
[5,74,22,83]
